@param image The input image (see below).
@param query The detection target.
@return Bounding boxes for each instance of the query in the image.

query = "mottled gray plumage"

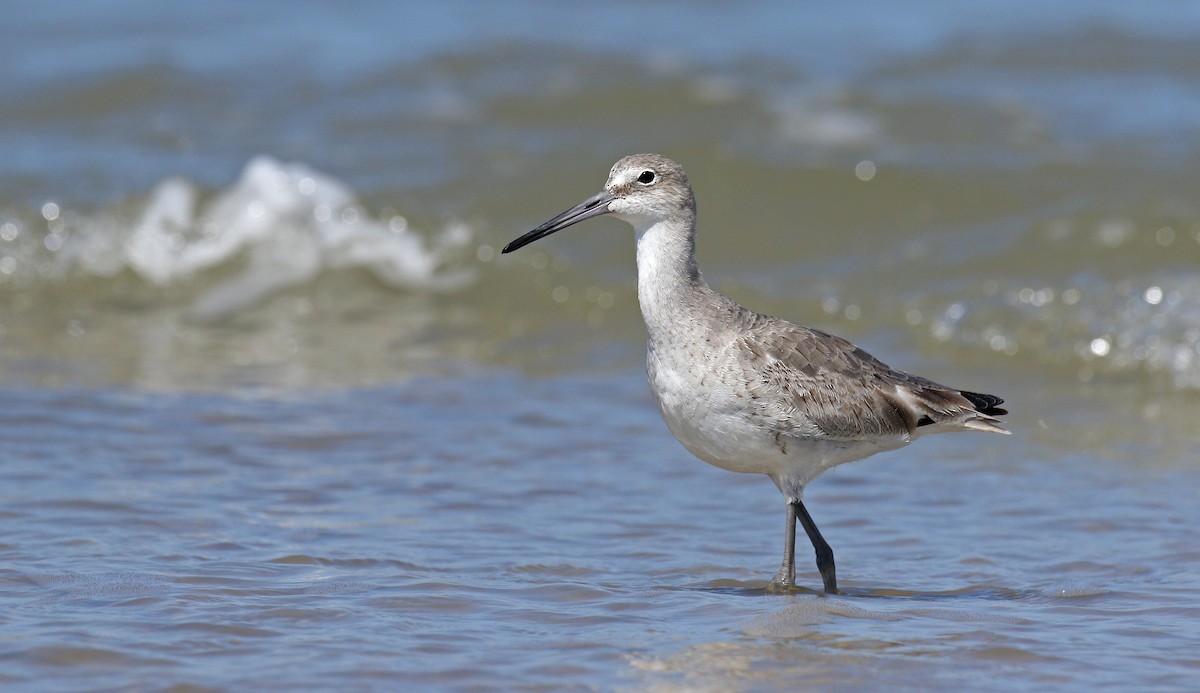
[503,153,1009,593]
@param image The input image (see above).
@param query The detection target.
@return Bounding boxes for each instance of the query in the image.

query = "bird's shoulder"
[731,311,896,382]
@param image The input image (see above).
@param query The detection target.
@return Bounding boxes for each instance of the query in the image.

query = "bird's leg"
[795,499,838,594]
[769,499,798,590]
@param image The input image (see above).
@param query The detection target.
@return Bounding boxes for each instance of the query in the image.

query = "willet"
[502,154,1009,594]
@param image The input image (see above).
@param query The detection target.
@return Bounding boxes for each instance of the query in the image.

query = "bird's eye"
[637,170,656,184]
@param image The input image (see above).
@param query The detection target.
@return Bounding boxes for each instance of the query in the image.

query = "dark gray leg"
[795,499,838,594]
[770,500,798,589]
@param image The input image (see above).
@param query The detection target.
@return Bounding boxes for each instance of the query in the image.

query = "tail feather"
[902,386,1010,436]
[960,390,1008,416]
[959,413,1010,434]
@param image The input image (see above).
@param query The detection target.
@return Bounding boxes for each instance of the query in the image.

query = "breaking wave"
[0,157,474,318]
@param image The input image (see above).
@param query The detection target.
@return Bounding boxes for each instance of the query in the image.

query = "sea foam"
[8,157,473,318]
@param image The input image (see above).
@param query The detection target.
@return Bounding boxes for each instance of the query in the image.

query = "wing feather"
[737,315,1009,441]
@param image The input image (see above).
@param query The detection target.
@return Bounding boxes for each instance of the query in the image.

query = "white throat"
[631,216,703,342]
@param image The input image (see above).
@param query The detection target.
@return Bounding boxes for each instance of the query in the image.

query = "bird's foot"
[813,570,840,595]
[767,567,795,593]
[767,568,840,595]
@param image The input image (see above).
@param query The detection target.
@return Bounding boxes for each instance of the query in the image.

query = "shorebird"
[502,154,1009,594]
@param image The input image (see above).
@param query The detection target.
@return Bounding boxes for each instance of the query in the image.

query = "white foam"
[83,156,473,317]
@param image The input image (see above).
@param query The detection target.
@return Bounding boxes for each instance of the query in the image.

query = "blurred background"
[2,2,1198,691]
[4,1,1200,395]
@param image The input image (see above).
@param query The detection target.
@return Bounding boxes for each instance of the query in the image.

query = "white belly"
[647,347,785,474]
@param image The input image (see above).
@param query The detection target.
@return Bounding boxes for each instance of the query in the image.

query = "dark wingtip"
[960,390,1008,416]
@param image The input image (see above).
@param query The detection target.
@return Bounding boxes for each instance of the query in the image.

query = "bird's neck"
[634,216,706,342]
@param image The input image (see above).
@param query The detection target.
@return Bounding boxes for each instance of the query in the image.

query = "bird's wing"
[738,318,1008,441]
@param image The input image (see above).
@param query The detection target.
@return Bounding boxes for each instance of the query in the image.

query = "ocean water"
[2,2,1199,690]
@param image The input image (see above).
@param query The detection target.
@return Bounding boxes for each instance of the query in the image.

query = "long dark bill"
[502,190,617,254]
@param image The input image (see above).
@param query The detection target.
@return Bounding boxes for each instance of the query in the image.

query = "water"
[2,2,1199,690]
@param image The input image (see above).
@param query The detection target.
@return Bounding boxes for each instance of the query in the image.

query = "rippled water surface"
[2,2,1199,691]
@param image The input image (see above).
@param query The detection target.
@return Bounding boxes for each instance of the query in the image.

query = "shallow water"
[2,2,1200,691]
